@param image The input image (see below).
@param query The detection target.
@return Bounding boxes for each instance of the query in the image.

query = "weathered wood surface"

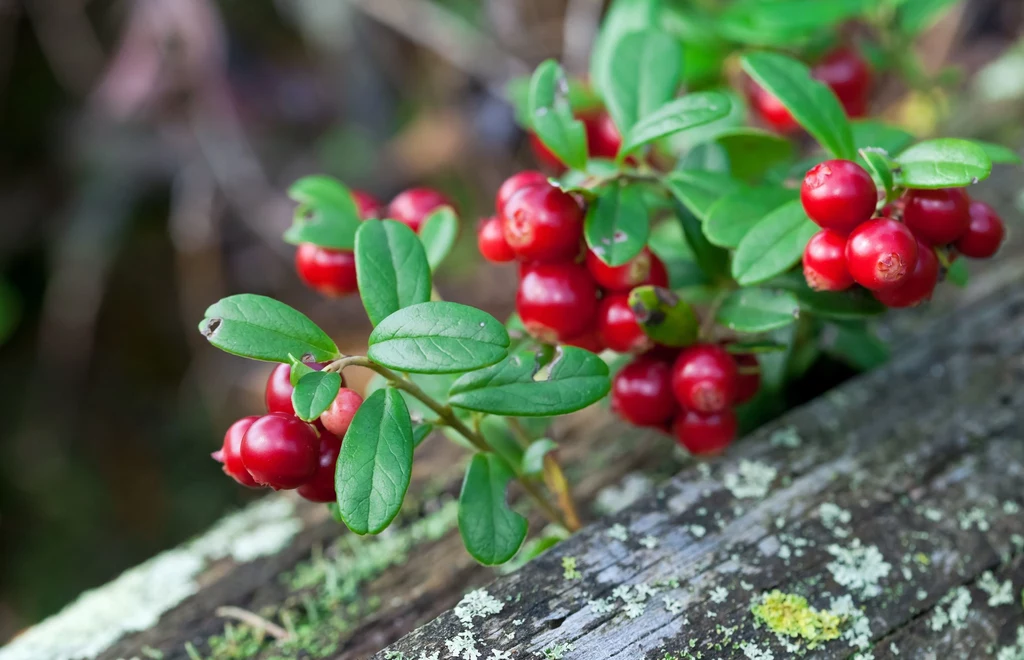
[1,169,1021,660]
[378,275,1024,658]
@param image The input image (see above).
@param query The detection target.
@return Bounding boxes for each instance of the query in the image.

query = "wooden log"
[1,168,1021,660]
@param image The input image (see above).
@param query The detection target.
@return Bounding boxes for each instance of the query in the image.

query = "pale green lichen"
[930,586,972,632]
[980,571,1014,607]
[750,591,844,649]
[607,523,629,541]
[723,461,777,500]
[542,642,575,659]
[997,626,1024,660]
[769,426,801,448]
[825,539,891,599]
[562,556,582,580]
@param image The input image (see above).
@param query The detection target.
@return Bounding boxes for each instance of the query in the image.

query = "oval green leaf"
[449,346,610,417]
[621,91,733,155]
[458,453,528,566]
[522,438,558,477]
[419,206,459,271]
[732,200,818,286]
[367,302,510,374]
[714,128,795,181]
[291,371,342,422]
[529,60,588,171]
[792,287,887,319]
[894,138,993,189]
[741,52,855,160]
[704,185,797,248]
[715,289,800,333]
[283,176,363,249]
[335,388,414,535]
[851,120,914,154]
[664,170,740,222]
[199,294,340,363]
[604,29,683,137]
[585,183,650,266]
[590,0,661,97]
[355,219,432,327]
[719,0,874,46]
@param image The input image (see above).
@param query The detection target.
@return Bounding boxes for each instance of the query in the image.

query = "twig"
[215,606,292,641]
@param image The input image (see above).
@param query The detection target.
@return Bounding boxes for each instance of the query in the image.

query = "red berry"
[801,160,877,234]
[671,344,739,414]
[611,357,678,427]
[387,188,450,233]
[214,416,261,488]
[813,47,872,118]
[803,229,854,291]
[585,247,654,292]
[671,409,738,456]
[873,239,939,308]
[477,216,516,263]
[583,113,622,159]
[295,244,358,297]
[903,188,970,246]
[955,200,1005,259]
[351,189,383,219]
[496,171,548,215]
[320,388,363,437]
[733,353,761,404]
[529,133,567,173]
[597,293,651,354]
[241,412,320,490]
[563,330,604,353]
[517,263,598,343]
[645,253,670,288]
[748,81,799,133]
[845,218,919,290]
[502,183,584,263]
[296,433,342,503]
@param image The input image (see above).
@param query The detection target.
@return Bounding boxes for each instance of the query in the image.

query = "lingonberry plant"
[199,0,1019,566]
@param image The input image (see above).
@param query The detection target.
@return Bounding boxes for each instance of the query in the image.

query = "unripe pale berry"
[845,218,919,290]
[320,388,364,437]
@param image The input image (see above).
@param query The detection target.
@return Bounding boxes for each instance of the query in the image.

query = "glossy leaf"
[367,302,510,374]
[741,52,855,160]
[529,60,588,171]
[627,285,699,347]
[522,438,558,477]
[590,0,662,97]
[670,200,730,281]
[283,176,363,249]
[449,347,610,416]
[603,29,683,137]
[719,0,874,46]
[715,289,800,333]
[704,185,797,248]
[355,220,432,327]
[335,388,414,535]
[778,280,887,319]
[291,371,342,422]
[894,138,993,189]
[851,120,915,154]
[968,140,1022,165]
[663,170,740,222]
[859,149,895,201]
[621,92,733,155]
[585,183,650,266]
[412,423,434,448]
[288,355,315,387]
[732,200,818,285]
[946,258,969,287]
[714,128,794,181]
[419,206,459,271]
[199,294,340,363]
[459,453,528,566]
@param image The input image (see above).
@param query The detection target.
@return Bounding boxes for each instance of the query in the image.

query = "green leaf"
[773,275,888,319]
[283,176,363,249]
[529,60,588,171]
[335,388,413,535]
[724,340,786,354]
[288,355,315,387]
[522,438,558,477]
[449,347,610,416]
[354,219,432,327]
[663,170,740,222]
[714,129,795,181]
[732,200,818,286]
[603,29,683,137]
[741,51,855,160]
[967,140,1022,165]
[851,120,915,154]
[459,453,528,565]
[627,285,699,347]
[291,371,342,422]
[669,200,730,281]
[506,75,603,127]
[590,0,663,97]
[715,289,800,333]
[704,185,797,248]
[678,142,731,173]
[367,302,510,374]
[897,0,960,35]
[412,423,434,448]
[946,258,969,287]
[419,206,459,271]
[199,294,340,363]
[719,0,875,46]
[859,149,895,202]
[621,92,733,155]
[894,138,993,189]
[584,183,650,266]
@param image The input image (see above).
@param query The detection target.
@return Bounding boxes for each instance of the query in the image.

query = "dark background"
[0,0,1021,644]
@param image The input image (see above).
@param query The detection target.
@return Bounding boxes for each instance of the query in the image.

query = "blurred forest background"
[0,0,1022,644]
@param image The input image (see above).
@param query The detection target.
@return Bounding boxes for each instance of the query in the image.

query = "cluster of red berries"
[477,171,667,350]
[611,345,759,456]
[294,187,452,297]
[748,47,871,131]
[213,363,364,502]
[801,159,1005,307]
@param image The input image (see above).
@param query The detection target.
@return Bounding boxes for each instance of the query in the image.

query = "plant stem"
[507,418,581,532]
[324,355,572,530]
